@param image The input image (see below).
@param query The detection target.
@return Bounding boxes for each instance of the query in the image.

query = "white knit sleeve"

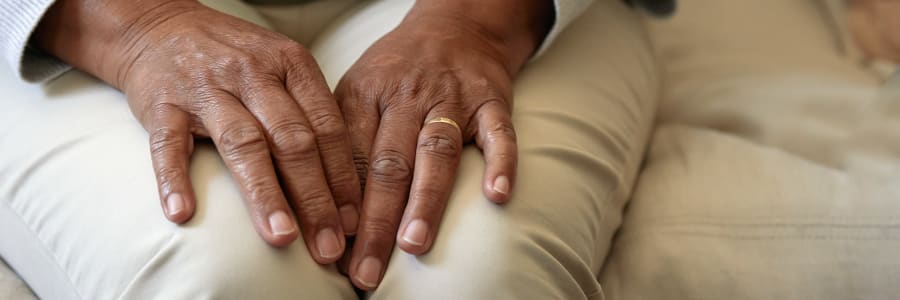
[1,0,70,83]
[534,0,596,57]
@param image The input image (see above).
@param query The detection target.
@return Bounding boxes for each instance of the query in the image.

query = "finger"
[200,93,299,247]
[350,108,419,291]
[334,82,381,230]
[396,110,464,255]
[474,100,518,203]
[286,53,363,236]
[241,82,345,263]
[148,103,196,224]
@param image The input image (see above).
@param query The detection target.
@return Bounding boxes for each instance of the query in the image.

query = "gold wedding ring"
[425,117,461,134]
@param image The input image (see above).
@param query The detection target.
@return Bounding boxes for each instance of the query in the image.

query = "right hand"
[34,0,361,263]
[848,0,900,62]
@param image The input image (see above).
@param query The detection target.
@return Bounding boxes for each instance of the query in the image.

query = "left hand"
[333,0,553,290]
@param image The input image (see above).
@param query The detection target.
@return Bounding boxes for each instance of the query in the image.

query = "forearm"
[406,0,554,74]
[33,0,201,88]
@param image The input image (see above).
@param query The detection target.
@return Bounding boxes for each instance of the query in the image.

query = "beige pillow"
[601,0,900,299]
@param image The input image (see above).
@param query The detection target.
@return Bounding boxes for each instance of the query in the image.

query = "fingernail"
[316,228,342,259]
[166,193,185,216]
[356,256,382,289]
[268,211,297,236]
[492,176,510,195]
[402,219,428,246]
[339,205,359,234]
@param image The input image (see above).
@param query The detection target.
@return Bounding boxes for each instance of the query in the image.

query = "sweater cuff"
[533,0,595,58]
[1,0,71,83]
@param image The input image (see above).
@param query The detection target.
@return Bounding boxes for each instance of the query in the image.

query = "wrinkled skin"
[331,1,553,289]
[37,1,360,264]
[336,10,534,290]
[34,0,552,291]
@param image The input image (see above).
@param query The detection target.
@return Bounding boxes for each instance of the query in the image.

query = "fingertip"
[492,175,510,195]
[484,175,513,204]
[164,192,195,224]
[266,235,299,248]
[483,188,510,204]
[397,219,431,255]
[266,231,299,248]
[265,210,300,248]
[312,227,346,264]
[397,241,430,256]
[352,256,383,291]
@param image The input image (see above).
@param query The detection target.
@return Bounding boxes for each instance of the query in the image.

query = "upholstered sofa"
[3,0,898,298]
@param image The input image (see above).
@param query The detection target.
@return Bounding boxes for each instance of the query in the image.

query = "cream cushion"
[600,0,900,299]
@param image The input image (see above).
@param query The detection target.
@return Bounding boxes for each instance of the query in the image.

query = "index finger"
[474,100,517,203]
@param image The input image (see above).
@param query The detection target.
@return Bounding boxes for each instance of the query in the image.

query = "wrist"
[34,0,203,88]
[405,0,554,74]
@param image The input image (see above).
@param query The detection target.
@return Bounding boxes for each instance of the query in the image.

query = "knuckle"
[307,111,348,141]
[491,151,517,163]
[348,76,377,94]
[214,51,251,75]
[154,166,185,185]
[433,74,462,95]
[469,77,508,100]
[280,44,316,71]
[241,81,280,100]
[486,121,517,143]
[293,191,334,217]
[362,217,399,238]
[307,110,342,129]
[346,78,382,105]
[328,173,361,202]
[283,63,315,87]
[268,121,317,160]
[218,125,268,158]
[409,188,446,211]
[146,101,179,124]
[321,157,358,183]
[418,134,460,159]
[352,151,370,187]
[232,52,269,74]
[395,77,422,98]
[369,150,412,185]
[242,177,283,207]
[149,101,175,116]
[149,127,184,154]
[470,77,492,90]
[279,41,312,58]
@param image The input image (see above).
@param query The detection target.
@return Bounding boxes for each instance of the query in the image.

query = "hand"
[848,0,900,62]
[334,0,553,290]
[35,0,361,262]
